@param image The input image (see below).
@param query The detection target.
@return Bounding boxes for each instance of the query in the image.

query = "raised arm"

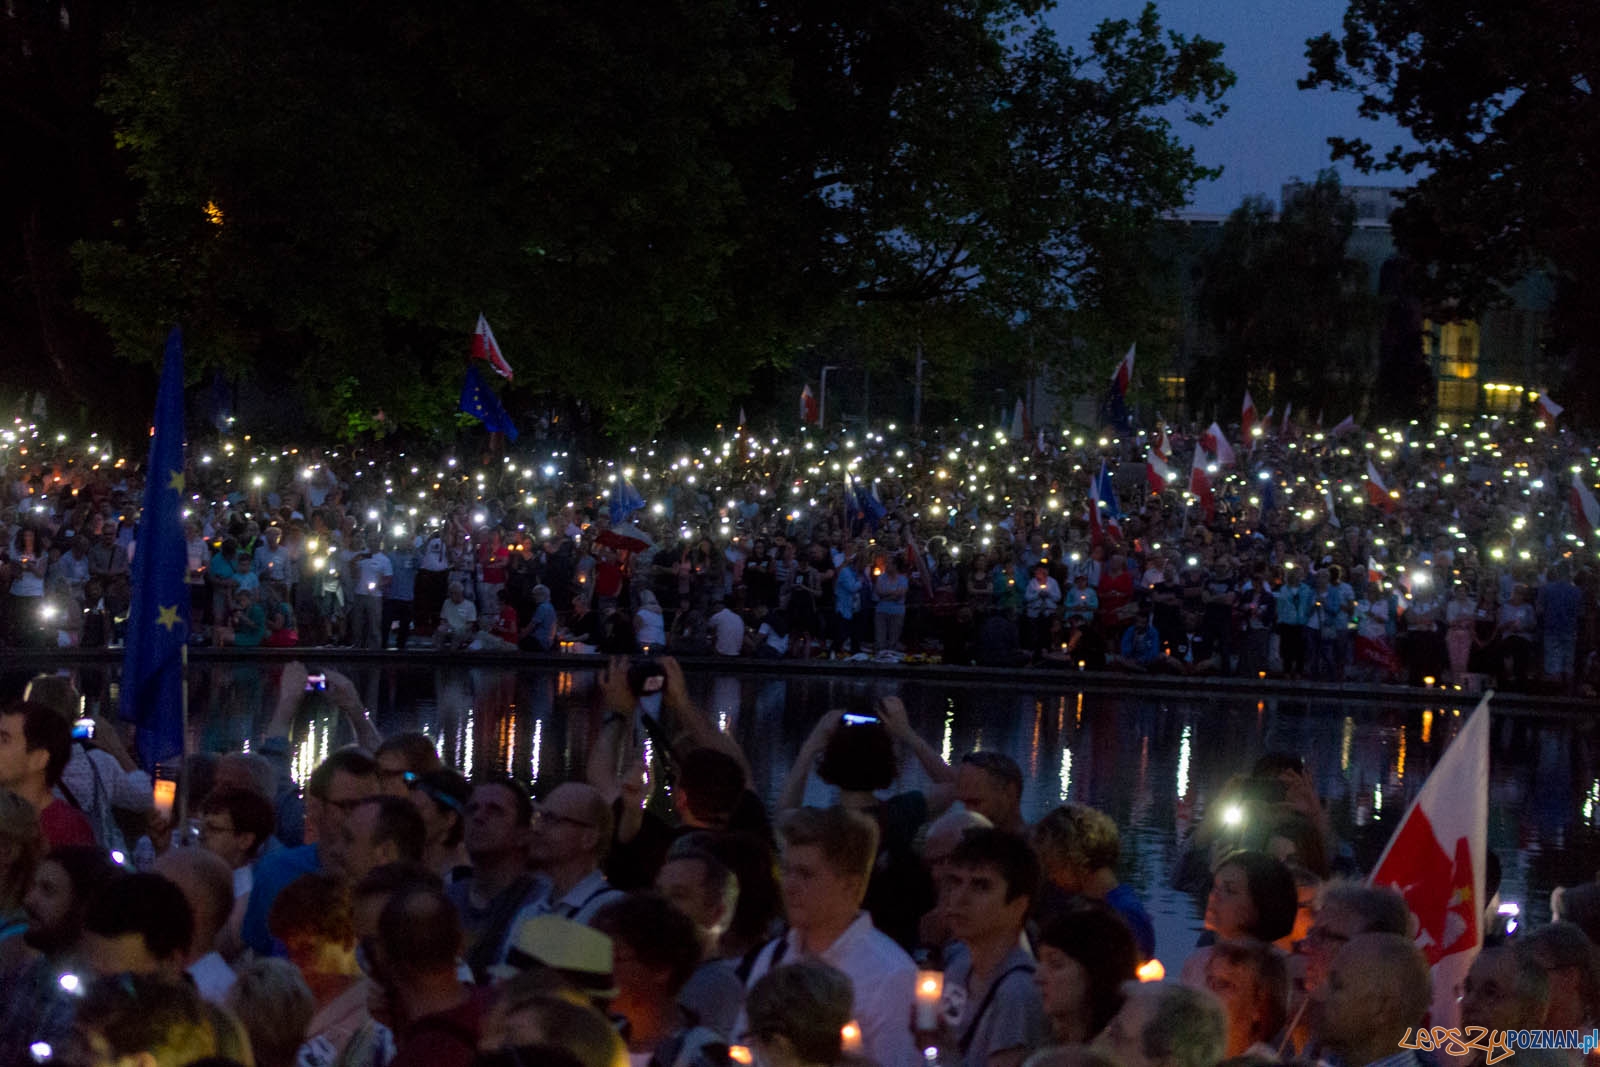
[878,696,958,814]
[778,709,843,811]
[323,668,383,751]
[658,656,752,785]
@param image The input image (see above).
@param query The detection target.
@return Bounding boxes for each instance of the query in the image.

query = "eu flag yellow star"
[168,470,184,492]
[156,604,181,631]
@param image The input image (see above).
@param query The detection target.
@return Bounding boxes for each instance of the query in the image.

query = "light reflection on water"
[160,663,1600,959]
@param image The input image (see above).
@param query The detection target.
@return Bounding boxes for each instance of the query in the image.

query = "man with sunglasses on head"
[498,782,624,960]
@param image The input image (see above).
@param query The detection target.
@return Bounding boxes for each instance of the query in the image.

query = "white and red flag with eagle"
[1368,693,1489,1029]
[471,314,514,380]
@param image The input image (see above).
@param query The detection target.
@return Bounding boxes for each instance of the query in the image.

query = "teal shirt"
[1276,581,1314,627]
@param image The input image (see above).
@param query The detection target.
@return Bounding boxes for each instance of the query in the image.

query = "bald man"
[1315,933,1431,1067]
[1461,942,1563,1067]
[500,782,623,958]
[154,849,238,1004]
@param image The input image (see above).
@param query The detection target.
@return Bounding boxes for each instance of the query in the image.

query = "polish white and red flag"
[1146,450,1177,494]
[1200,422,1237,467]
[1572,471,1600,537]
[471,314,514,380]
[801,384,819,424]
[1189,446,1215,521]
[1369,693,1489,1029]
[1241,391,1258,443]
[1366,459,1397,513]
[1154,425,1174,461]
[1538,392,1564,423]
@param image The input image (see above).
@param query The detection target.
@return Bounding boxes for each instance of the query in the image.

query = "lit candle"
[1137,958,1166,982]
[153,778,177,821]
[915,971,944,1030]
[841,1022,863,1055]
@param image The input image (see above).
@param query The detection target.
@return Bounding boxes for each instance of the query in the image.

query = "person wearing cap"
[495,913,620,1010]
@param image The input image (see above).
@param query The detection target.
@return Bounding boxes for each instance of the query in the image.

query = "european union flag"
[1096,460,1121,521]
[121,328,189,772]
[460,364,518,442]
[609,479,646,524]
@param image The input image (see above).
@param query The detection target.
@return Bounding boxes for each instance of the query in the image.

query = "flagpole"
[178,639,190,837]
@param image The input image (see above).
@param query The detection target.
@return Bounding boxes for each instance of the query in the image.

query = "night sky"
[1044,0,1415,214]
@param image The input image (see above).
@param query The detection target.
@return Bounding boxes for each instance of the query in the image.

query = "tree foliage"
[1193,173,1379,420]
[1302,0,1600,412]
[74,0,1233,440]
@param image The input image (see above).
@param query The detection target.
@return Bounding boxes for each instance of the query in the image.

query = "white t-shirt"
[440,597,477,633]
[353,552,393,597]
[710,608,744,655]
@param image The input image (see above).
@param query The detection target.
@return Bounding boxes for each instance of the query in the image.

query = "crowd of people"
[2,409,1598,692]
[0,657,1595,1067]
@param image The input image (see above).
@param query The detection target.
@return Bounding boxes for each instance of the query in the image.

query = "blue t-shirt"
[1539,580,1582,637]
[874,573,908,616]
[241,843,320,956]
[387,550,419,601]
[1105,882,1157,961]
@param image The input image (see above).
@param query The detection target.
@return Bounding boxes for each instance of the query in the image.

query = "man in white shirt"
[349,534,393,650]
[500,783,624,957]
[738,806,919,1067]
[709,599,746,656]
[436,580,478,649]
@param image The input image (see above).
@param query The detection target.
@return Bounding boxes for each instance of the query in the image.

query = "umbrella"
[597,523,654,553]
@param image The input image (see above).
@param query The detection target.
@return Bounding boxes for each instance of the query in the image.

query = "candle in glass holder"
[915,971,944,1030]
[153,778,177,821]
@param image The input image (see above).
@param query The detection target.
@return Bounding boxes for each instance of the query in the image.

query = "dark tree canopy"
[69,0,1231,440]
[1302,0,1599,414]
[1193,173,1379,421]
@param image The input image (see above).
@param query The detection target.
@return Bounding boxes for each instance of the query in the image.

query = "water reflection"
[17,661,1599,959]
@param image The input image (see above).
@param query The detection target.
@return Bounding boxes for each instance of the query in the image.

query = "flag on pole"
[470,313,514,380]
[1088,468,1119,544]
[121,327,189,772]
[1280,402,1295,439]
[1241,391,1258,444]
[609,478,646,524]
[1095,461,1122,540]
[1102,344,1135,431]
[1010,398,1027,441]
[459,364,519,441]
[1154,425,1173,462]
[1367,556,1386,586]
[1537,393,1564,423]
[1572,472,1600,536]
[1369,693,1490,1031]
[1323,485,1341,528]
[1146,450,1177,494]
[1366,459,1396,513]
[1200,422,1237,467]
[801,385,819,424]
[1189,447,1215,521]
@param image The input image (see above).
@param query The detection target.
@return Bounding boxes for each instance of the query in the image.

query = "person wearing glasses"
[500,782,624,956]
[1283,882,1410,1058]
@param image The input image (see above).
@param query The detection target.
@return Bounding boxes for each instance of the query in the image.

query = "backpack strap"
[734,931,789,986]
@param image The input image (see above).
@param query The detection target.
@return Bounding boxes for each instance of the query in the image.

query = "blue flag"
[121,328,189,772]
[460,364,518,441]
[1096,460,1121,521]
[609,479,646,524]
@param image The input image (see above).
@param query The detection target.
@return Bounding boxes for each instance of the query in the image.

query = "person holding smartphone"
[777,697,958,952]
